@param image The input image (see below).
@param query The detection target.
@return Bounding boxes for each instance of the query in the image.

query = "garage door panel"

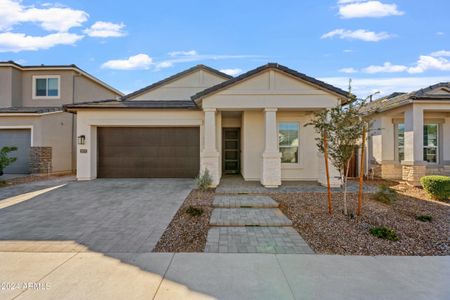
[98,127,200,178]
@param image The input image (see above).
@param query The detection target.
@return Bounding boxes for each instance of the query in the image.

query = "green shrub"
[369,226,399,241]
[0,146,18,176]
[186,206,203,216]
[420,176,450,200]
[416,215,432,222]
[372,184,397,204]
[196,168,212,191]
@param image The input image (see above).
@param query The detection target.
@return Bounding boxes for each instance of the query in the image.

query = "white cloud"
[0,0,88,32]
[407,55,450,74]
[102,51,263,71]
[168,50,198,57]
[320,76,450,98]
[219,68,242,76]
[343,50,450,74]
[321,29,392,42]
[101,54,153,70]
[362,62,407,73]
[338,1,404,18]
[339,67,358,73]
[84,21,125,38]
[343,49,353,53]
[155,52,262,70]
[430,50,450,57]
[0,31,83,52]
[436,32,445,36]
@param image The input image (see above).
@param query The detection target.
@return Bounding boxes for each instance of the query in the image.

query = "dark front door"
[222,128,240,174]
[97,127,200,178]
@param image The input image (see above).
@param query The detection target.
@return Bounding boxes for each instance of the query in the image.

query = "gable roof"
[123,64,233,100]
[363,82,450,114]
[0,61,123,96]
[191,63,350,102]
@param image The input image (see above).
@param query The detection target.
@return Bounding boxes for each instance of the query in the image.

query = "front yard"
[154,180,450,255]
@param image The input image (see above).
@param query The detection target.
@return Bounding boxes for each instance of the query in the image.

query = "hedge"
[420,176,450,200]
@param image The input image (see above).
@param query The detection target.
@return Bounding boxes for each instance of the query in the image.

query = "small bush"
[0,146,18,176]
[186,206,203,216]
[372,184,397,204]
[420,176,450,200]
[369,226,399,241]
[416,215,432,222]
[196,168,213,191]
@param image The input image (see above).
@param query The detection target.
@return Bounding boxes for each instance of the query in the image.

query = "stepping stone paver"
[205,227,314,254]
[210,208,292,226]
[206,194,314,254]
[213,195,278,208]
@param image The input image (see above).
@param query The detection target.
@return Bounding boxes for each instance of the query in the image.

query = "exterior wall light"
[77,135,86,145]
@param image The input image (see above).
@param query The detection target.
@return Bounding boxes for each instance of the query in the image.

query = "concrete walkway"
[0,252,448,300]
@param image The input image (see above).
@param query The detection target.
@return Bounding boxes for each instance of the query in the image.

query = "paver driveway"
[0,179,194,253]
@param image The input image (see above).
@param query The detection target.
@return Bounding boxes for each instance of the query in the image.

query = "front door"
[222,128,240,174]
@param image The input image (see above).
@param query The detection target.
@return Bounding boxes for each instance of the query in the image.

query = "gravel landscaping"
[153,178,449,255]
[273,190,450,256]
[153,189,214,252]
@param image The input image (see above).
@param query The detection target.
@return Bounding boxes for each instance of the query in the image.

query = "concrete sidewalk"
[0,252,448,300]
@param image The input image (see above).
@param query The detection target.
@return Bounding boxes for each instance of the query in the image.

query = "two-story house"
[0,61,123,175]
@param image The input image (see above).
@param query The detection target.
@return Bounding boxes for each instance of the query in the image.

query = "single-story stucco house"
[0,61,123,175]
[65,63,349,187]
[364,82,450,186]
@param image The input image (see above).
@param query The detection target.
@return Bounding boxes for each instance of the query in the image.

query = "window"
[33,76,60,98]
[278,122,299,163]
[423,124,438,163]
[396,123,405,162]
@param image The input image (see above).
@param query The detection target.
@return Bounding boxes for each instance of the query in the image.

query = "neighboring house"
[0,61,123,175]
[66,63,349,187]
[364,82,450,186]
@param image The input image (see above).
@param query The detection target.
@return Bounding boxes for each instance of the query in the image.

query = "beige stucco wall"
[241,111,264,180]
[0,112,73,173]
[0,67,120,108]
[20,70,119,107]
[76,109,204,180]
[240,110,320,181]
[201,70,341,110]
[131,70,227,101]
[0,67,13,108]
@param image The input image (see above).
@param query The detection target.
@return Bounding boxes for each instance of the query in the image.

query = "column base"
[200,151,220,187]
[401,162,426,186]
[261,152,282,188]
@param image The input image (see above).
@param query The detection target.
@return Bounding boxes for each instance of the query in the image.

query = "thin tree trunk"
[357,127,366,216]
[323,130,332,215]
[343,154,352,216]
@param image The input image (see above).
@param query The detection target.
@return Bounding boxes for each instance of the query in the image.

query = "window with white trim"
[396,123,405,162]
[278,122,299,163]
[33,76,60,98]
[423,124,438,163]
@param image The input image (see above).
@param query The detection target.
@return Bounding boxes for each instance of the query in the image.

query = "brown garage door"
[97,127,200,178]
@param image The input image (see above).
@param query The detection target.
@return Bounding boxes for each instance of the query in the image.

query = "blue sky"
[0,0,449,98]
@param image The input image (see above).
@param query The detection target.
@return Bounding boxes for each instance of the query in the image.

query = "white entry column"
[200,108,220,187]
[261,108,282,187]
[402,105,426,185]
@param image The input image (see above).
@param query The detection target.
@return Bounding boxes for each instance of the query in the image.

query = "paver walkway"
[205,195,313,254]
